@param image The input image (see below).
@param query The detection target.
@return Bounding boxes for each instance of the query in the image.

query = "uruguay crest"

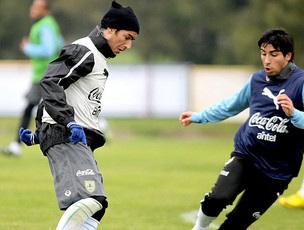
[84,180,96,193]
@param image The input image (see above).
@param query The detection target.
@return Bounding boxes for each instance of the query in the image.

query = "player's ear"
[285,52,292,62]
[109,28,117,33]
[105,28,116,34]
[103,28,116,39]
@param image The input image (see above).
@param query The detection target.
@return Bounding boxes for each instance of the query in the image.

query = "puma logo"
[262,87,285,110]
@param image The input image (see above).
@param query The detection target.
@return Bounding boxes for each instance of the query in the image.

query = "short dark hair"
[258,28,294,62]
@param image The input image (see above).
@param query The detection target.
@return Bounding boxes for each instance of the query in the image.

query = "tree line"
[1,0,304,66]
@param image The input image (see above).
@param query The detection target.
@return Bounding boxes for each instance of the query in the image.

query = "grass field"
[0,117,303,230]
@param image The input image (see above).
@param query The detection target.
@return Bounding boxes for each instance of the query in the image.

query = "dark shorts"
[46,142,106,210]
[202,153,289,230]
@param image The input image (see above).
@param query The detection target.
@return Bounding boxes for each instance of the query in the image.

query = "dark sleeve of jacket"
[40,43,95,126]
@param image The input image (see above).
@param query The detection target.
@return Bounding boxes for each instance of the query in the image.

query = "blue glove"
[67,122,87,145]
[19,127,39,146]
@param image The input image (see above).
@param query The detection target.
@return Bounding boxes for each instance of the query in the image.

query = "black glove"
[67,122,87,145]
[19,127,39,146]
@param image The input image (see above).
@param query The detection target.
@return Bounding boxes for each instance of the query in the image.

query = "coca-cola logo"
[248,112,289,133]
[88,87,102,103]
[76,169,95,177]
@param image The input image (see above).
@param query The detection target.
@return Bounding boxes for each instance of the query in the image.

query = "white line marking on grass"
[180,210,219,229]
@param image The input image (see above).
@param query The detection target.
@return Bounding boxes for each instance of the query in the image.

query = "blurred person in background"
[19,1,139,229]
[179,28,304,229]
[279,178,304,208]
[0,0,64,156]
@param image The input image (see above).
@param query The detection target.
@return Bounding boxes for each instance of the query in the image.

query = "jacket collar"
[88,26,116,58]
[266,62,295,82]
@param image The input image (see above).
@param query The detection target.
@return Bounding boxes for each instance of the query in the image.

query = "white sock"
[192,206,216,230]
[56,198,102,230]
[81,217,99,230]
[299,179,304,198]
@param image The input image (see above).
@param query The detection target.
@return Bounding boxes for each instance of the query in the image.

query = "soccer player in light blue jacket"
[180,28,304,230]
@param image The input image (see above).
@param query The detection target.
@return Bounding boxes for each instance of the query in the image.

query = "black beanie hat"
[101,1,140,34]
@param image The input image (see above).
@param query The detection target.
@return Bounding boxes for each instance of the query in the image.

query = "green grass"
[0,117,303,229]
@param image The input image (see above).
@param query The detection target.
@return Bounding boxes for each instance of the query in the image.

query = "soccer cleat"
[0,141,21,157]
[278,192,304,209]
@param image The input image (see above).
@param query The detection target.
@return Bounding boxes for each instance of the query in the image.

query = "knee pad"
[91,196,108,222]
[56,197,103,230]
[92,196,108,209]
